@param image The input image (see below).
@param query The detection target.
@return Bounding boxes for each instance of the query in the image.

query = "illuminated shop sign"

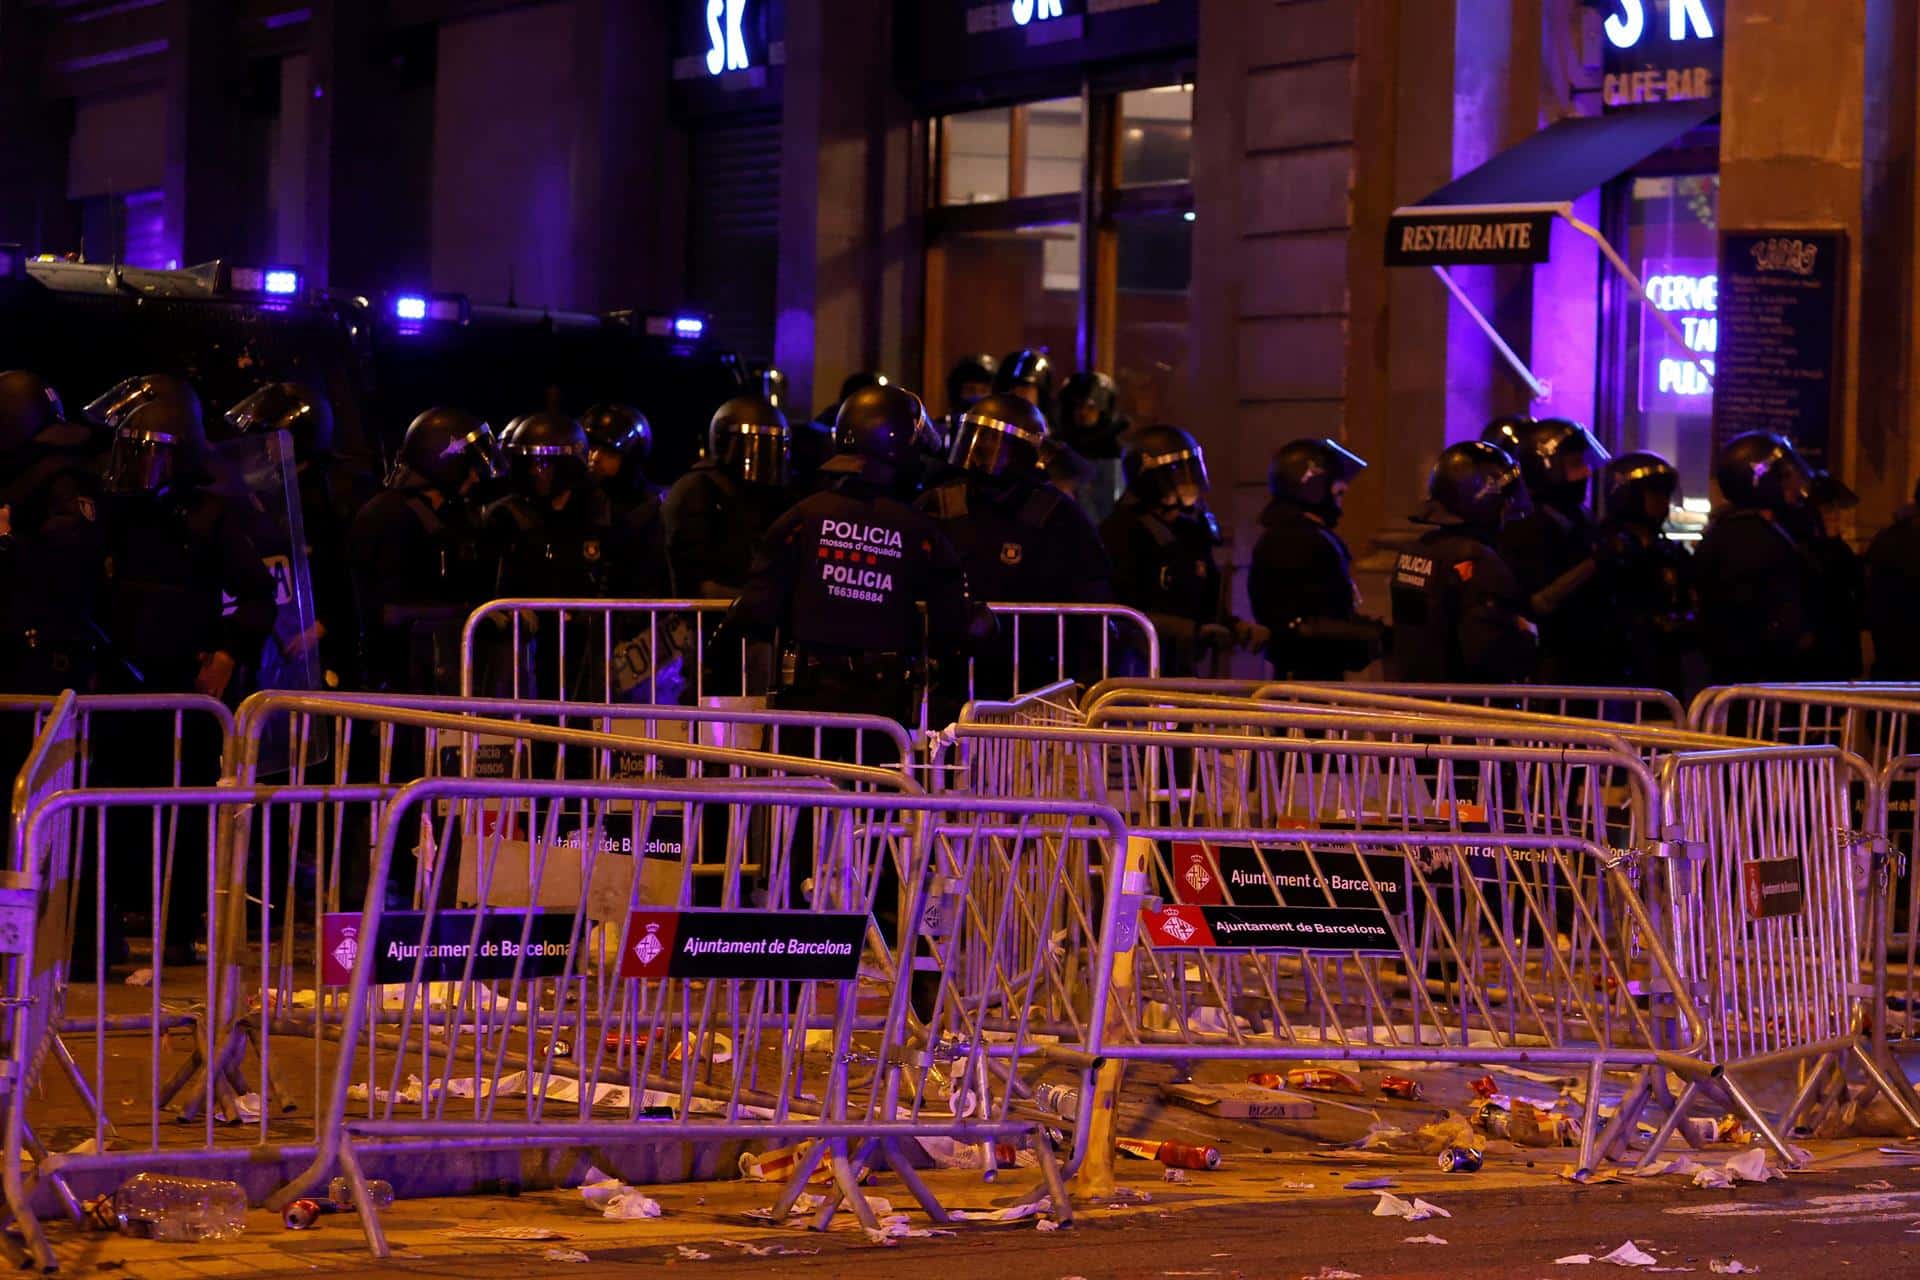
[1013,0,1065,23]
[672,0,779,85]
[706,0,751,75]
[1640,259,1716,413]
[1600,0,1722,110]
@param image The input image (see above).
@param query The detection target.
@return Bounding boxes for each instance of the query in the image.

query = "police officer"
[582,402,671,599]
[1389,441,1538,683]
[919,392,1111,696]
[1781,471,1865,680]
[0,370,108,692]
[1102,425,1265,676]
[1694,431,1817,685]
[729,383,981,726]
[945,353,997,418]
[1495,417,1612,682]
[1595,451,1698,694]
[346,406,501,693]
[1868,479,1920,680]
[1249,438,1383,681]
[1055,371,1126,460]
[224,381,360,690]
[663,395,791,598]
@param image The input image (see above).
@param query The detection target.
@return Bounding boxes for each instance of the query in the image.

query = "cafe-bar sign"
[1599,0,1722,110]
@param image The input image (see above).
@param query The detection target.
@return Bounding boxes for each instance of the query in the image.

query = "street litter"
[1251,1068,1365,1095]
[1036,1218,1062,1232]
[677,1245,712,1260]
[1278,1181,1315,1191]
[1708,1262,1756,1275]
[1854,1179,1893,1191]
[1370,1191,1449,1221]
[1303,1268,1361,1280]
[542,1248,589,1263]
[443,1225,567,1241]
[1404,1234,1448,1244]
[1723,1149,1782,1184]
[1600,1241,1659,1267]
[1562,1167,1625,1184]
[719,1241,776,1258]
[578,1168,662,1219]
[1344,1178,1395,1190]
[1164,1168,1188,1183]
[1116,1137,1220,1169]
[125,968,153,987]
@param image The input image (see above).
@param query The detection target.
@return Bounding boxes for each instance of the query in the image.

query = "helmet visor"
[1141,446,1210,507]
[722,424,790,488]
[950,409,1043,477]
[83,377,157,429]
[103,430,175,495]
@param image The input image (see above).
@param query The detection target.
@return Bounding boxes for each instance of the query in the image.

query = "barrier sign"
[1742,856,1805,920]
[1141,903,1400,956]
[320,910,578,986]
[1170,841,1408,912]
[619,909,869,981]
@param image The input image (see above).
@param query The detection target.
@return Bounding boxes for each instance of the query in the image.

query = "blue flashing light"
[263,269,300,295]
[394,295,428,322]
[673,315,706,340]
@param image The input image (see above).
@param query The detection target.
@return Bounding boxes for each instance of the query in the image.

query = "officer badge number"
[583,540,602,563]
[1000,542,1023,566]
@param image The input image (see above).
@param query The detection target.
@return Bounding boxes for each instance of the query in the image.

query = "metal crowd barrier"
[459,598,1160,714]
[273,778,1126,1255]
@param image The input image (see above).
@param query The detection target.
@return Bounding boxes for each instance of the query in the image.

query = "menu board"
[1711,230,1847,466]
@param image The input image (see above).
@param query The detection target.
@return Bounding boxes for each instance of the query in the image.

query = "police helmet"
[1270,438,1368,521]
[821,384,938,485]
[581,402,652,469]
[1123,424,1210,509]
[83,372,202,437]
[1716,432,1810,511]
[948,392,1047,478]
[1603,451,1681,524]
[1480,414,1534,459]
[0,370,67,454]
[1507,417,1609,499]
[1428,440,1530,527]
[994,348,1057,417]
[502,411,589,499]
[752,364,789,411]
[838,371,889,402]
[224,381,336,460]
[395,406,502,495]
[103,400,197,496]
[945,353,998,414]
[708,395,791,487]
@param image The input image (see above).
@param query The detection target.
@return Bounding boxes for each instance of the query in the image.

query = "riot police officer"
[224,381,359,690]
[1868,479,1920,679]
[484,411,615,599]
[1495,417,1611,682]
[1102,425,1265,676]
[919,393,1111,695]
[346,407,501,693]
[582,402,671,599]
[1389,441,1538,683]
[1594,451,1698,694]
[0,370,108,692]
[1056,371,1125,460]
[1780,470,1865,680]
[1694,432,1817,684]
[663,395,791,598]
[729,383,981,726]
[1249,438,1383,681]
[945,353,997,418]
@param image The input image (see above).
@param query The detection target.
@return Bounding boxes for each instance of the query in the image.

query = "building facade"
[0,0,1912,602]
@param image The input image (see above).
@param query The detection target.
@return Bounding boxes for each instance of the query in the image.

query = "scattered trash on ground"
[676,1244,712,1260]
[542,1248,589,1263]
[125,968,153,987]
[1370,1191,1449,1221]
[1708,1261,1756,1275]
[1854,1179,1893,1192]
[99,1173,248,1242]
[1302,1267,1362,1280]
[578,1167,663,1219]
[1404,1233,1448,1244]
[1163,1168,1188,1183]
[1116,1137,1220,1169]
[444,1225,567,1241]
[1343,1178,1395,1190]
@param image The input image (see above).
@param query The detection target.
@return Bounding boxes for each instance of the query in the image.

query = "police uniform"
[662,461,787,597]
[1388,526,1537,683]
[1594,517,1698,693]
[0,440,108,692]
[1498,503,1606,682]
[1693,510,1814,684]
[1101,491,1222,676]
[1249,499,1372,680]
[347,487,490,693]
[1868,500,1920,679]
[483,486,617,600]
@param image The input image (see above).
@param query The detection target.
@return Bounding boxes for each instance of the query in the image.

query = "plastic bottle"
[112,1173,248,1242]
[1033,1083,1079,1120]
[327,1177,395,1208]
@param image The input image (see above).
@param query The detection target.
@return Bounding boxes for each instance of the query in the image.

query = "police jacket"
[483,486,616,601]
[1593,518,1697,692]
[662,462,787,597]
[0,444,108,692]
[1248,499,1376,680]
[1498,502,1606,681]
[917,473,1111,604]
[1100,493,1224,674]
[1388,523,1537,683]
[1693,509,1815,684]
[604,483,673,600]
[102,486,277,689]
[1868,507,1920,680]
[728,475,972,663]
[346,487,488,691]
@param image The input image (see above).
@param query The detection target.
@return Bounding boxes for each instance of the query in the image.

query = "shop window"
[928,226,1079,414]
[1113,214,1193,427]
[940,107,1011,205]
[1021,97,1084,198]
[1119,84,1192,186]
[1621,172,1719,503]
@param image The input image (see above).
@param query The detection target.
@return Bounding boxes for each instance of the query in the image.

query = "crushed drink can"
[1470,1100,1512,1139]
[1283,1067,1365,1095]
[282,1199,330,1230]
[1437,1146,1484,1173]
[1034,1083,1080,1121]
[1468,1074,1498,1100]
[1247,1072,1287,1090]
[1379,1075,1422,1101]
[1115,1137,1221,1170]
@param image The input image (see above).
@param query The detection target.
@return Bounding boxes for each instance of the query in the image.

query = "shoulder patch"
[1453,559,1476,583]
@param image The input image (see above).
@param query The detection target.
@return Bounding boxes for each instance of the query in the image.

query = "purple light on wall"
[119,189,170,270]
[1639,257,1717,414]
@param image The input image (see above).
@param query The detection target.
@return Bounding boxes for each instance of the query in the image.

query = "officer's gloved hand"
[1233,620,1272,653]
[1197,622,1235,653]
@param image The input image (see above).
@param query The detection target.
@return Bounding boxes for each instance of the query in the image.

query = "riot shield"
[207,430,321,774]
